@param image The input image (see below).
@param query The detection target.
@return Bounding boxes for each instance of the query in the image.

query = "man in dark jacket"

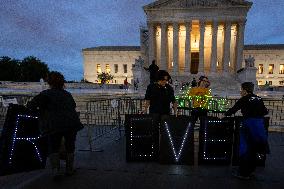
[28,71,83,179]
[144,70,177,116]
[225,82,268,180]
[144,60,159,84]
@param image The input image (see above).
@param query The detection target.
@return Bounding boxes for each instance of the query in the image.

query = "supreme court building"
[142,0,251,76]
[83,0,284,87]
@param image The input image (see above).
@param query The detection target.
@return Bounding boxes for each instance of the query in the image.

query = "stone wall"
[0,82,127,91]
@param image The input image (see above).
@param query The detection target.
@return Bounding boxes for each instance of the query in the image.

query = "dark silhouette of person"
[144,60,159,84]
[134,78,139,90]
[27,71,83,179]
[191,77,197,87]
[124,77,129,90]
[144,70,177,116]
[225,82,268,180]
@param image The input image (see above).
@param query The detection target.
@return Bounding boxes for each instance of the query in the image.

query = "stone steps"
[173,75,241,96]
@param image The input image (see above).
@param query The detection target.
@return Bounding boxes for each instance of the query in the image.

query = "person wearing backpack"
[225,82,268,180]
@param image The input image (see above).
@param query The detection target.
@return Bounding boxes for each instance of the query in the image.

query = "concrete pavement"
[1,130,284,189]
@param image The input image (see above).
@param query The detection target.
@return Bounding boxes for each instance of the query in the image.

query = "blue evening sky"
[0,0,283,81]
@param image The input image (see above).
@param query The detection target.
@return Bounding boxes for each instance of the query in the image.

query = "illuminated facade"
[83,44,284,86]
[82,46,140,83]
[82,1,284,87]
[142,0,252,76]
[244,45,284,86]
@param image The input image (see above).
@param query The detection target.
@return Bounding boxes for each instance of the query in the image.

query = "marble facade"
[142,0,252,76]
[244,45,284,86]
[83,0,284,87]
[83,46,140,84]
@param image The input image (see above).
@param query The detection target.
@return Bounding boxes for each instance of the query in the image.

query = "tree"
[19,56,50,82]
[97,72,114,85]
[0,56,20,81]
[0,56,50,82]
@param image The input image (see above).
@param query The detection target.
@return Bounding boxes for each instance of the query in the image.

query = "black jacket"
[27,88,83,134]
[145,83,175,115]
[225,94,268,118]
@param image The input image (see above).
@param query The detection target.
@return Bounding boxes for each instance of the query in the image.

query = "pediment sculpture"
[245,55,255,67]
[181,0,219,7]
[133,56,144,69]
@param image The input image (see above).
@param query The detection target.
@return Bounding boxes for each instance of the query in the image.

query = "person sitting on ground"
[225,82,268,180]
[27,71,83,180]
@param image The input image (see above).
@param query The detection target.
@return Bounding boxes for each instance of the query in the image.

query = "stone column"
[184,21,192,74]
[210,20,218,73]
[147,22,155,65]
[160,23,168,70]
[173,23,179,74]
[222,21,232,74]
[198,20,205,74]
[235,21,245,72]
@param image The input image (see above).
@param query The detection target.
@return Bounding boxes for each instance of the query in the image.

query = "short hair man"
[225,82,268,180]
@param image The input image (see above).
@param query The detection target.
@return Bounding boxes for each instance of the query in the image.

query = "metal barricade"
[226,98,284,128]
[83,97,284,151]
[83,98,146,151]
[0,95,33,133]
[0,106,7,133]
[263,99,284,127]
[83,99,121,151]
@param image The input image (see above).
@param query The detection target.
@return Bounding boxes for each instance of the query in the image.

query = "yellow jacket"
[187,87,212,109]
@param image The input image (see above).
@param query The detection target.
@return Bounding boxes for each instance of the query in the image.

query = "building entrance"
[190,52,199,74]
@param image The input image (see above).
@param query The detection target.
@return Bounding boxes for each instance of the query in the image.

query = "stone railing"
[0,81,125,90]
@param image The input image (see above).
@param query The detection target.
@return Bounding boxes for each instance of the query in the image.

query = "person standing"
[225,82,268,180]
[174,80,179,91]
[144,60,159,84]
[40,78,45,91]
[191,77,197,87]
[188,76,212,124]
[143,70,177,116]
[124,77,129,90]
[27,71,83,179]
[134,78,139,90]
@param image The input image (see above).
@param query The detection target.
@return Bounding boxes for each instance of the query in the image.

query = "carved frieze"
[177,0,248,8]
[181,0,219,7]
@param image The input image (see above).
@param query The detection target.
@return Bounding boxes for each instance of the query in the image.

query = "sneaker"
[232,170,251,180]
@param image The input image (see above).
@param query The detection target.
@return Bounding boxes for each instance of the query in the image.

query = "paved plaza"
[1,128,284,189]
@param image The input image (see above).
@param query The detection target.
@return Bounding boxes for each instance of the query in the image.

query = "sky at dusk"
[0,0,284,81]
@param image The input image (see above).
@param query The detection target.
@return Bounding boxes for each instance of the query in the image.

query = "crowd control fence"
[83,97,284,151]
[1,95,283,151]
[0,95,33,134]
